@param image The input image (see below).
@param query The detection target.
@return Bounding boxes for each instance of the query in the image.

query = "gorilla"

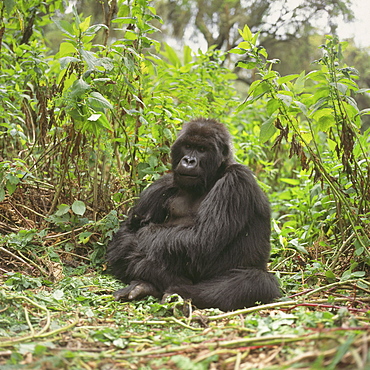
[107,118,280,311]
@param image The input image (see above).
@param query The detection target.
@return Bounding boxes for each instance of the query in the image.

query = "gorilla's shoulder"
[143,173,175,192]
[224,162,254,178]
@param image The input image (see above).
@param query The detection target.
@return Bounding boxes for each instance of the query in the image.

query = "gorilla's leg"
[166,269,281,311]
[113,255,193,301]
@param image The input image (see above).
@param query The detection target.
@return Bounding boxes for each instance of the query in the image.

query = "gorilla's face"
[171,119,232,192]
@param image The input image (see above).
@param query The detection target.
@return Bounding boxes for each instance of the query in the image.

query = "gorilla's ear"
[222,143,230,158]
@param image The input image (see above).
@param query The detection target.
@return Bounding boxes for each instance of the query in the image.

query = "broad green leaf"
[331,82,348,95]
[252,31,261,45]
[357,88,370,94]
[312,108,335,132]
[258,48,268,59]
[294,101,308,115]
[78,231,93,244]
[293,71,306,93]
[59,56,79,69]
[276,93,293,107]
[85,24,108,36]
[148,155,158,168]
[263,71,278,80]
[88,92,113,110]
[239,25,253,42]
[79,16,91,33]
[6,182,17,195]
[96,113,112,131]
[253,81,271,97]
[340,270,352,281]
[237,60,257,69]
[229,48,246,55]
[4,0,15,15]
[277,74,299,85]
[325,270,336,280]
[266,98,280,115]
[179,64,191,73]
[280,178,300,185]
[69,78,90,98]
[327,138,337,152]
[81,49,98,69]
[125,30,138,40]
[87,113,102,122]
[55,204,70,216]
[259,116,276,143]
[59,42,76,57]
[164,43,181,67]
[54,20,75,38]
[183,45,192,64]
[237,41,251,50]
[72,200,86,216]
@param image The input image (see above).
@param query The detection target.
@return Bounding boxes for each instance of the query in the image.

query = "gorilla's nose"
[181,155,197,168]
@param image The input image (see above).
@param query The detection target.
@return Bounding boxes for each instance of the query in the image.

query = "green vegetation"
[0,0,369,368]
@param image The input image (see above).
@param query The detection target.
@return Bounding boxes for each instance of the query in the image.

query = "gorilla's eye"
[199,146,206,153]
[185,144,191,149]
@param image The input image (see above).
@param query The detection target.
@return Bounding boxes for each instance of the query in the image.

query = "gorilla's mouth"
[178,173,198,179]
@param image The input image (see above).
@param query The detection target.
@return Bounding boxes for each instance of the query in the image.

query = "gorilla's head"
[171,118,234,192]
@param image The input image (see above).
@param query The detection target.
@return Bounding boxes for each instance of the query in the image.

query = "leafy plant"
[232,26,370,272]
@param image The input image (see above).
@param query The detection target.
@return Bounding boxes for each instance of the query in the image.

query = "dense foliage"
[0,0,369,369]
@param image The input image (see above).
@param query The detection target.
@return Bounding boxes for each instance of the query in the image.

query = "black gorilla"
[107,118,280,311]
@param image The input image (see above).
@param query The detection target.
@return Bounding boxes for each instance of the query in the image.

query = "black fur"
[107,118,281,311]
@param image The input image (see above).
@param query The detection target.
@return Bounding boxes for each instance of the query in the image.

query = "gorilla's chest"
[165,192,205,226]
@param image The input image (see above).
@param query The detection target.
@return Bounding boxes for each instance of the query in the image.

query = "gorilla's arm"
[139,164,271,263]
[107,174,175,282]
[129,174,176,228]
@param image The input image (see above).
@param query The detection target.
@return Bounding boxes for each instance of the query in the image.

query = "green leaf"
[277,74,299,85]
[85,24,108,36]
[164,43,181,67]
[236,60,257,69]
[4,0,15,15]
[59,42,77,57]
[340,270,352,281]
[79,16,91,33]
[96,113,112,131]
[259,116,276,143]
[325,270,336,280]
[237,41,251,50]
[54,20,75,38]
[293,71,306,93]
[330,334,356,369]
[280,178,300,185]
[78,231,93,244]
[312,108,335,132]
[125,30,138,40]
[183,45,192,65]
[276,93,293,107]
[55,204,70,216]
[229,48,246,55]
[88,92,113,111]
[81,49,99,69]
[327,138,337,152]
[70,78,91,98]
[266,98,280,115]
[59,56,80,69]
[72,200,86,216]
[239,25,253,42]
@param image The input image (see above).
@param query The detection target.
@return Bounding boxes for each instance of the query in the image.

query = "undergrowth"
[0,1,369,369]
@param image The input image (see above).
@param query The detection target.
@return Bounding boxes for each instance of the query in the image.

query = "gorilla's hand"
[113,280,161,301]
